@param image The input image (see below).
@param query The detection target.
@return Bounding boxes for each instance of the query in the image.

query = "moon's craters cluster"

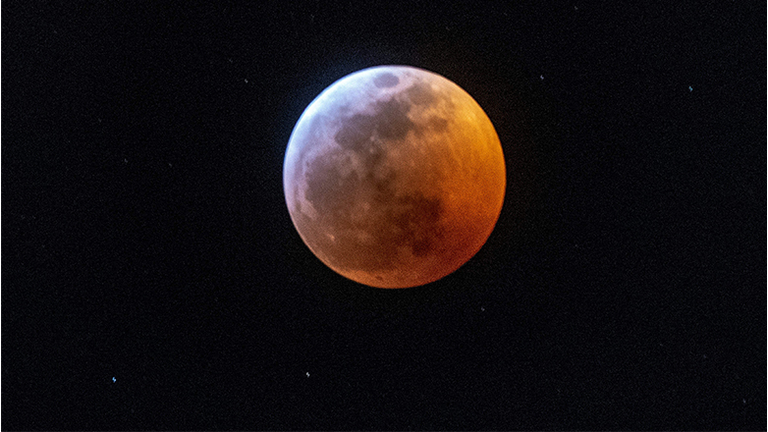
[302,84,450,272]
[373,72,400,88]
[303,143,446,273]
[334,97,416,150]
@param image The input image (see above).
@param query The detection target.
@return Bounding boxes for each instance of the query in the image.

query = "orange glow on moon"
[283,65,505,288]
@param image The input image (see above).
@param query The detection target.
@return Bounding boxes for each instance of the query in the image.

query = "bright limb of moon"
[283,65,505,288]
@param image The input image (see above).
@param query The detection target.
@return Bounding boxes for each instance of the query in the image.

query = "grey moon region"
[283,65,506,288]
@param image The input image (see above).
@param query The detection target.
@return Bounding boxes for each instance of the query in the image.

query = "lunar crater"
[373,72,399,88]
[302,146,445,270]
[405,82,437,106]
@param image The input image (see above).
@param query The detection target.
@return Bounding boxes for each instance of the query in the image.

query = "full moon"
[283,65,506,288]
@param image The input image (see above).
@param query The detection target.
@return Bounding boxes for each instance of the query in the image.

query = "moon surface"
[283,65,506,288]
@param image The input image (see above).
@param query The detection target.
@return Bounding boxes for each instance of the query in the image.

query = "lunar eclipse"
[283,65,506,288]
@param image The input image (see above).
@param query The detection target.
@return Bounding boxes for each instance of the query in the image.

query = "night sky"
[3,1,765,430]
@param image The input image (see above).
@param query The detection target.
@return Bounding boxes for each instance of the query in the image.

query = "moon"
[283,65,505,288]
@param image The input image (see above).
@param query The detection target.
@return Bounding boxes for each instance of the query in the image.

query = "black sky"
[3,1,765,430]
